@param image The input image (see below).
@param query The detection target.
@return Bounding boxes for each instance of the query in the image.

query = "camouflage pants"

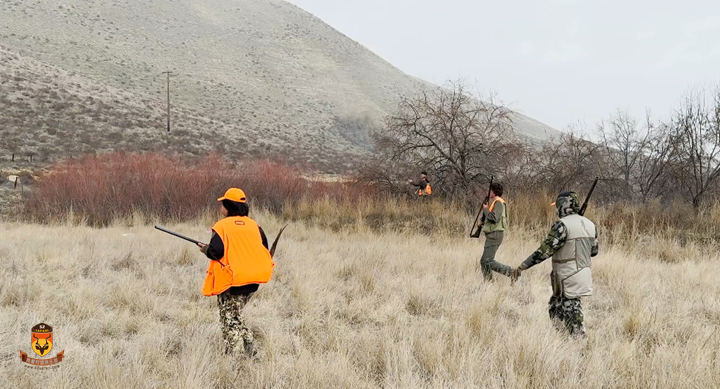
[548,295,585,337]
[217,291,255,356]
[480,231,511,281]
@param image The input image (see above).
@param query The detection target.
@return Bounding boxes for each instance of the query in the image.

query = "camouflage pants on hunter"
[217,291,255,356]
[548,295,585,337]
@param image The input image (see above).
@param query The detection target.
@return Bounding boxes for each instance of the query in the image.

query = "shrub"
[23,152,720,247]
[24,152,377,226]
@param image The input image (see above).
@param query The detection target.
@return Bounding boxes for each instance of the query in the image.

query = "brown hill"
[0,0,560,173]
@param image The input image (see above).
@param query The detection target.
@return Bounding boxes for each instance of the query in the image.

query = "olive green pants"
[480,231,511,281]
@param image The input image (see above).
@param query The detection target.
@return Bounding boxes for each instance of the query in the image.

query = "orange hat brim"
[217,196,247,203]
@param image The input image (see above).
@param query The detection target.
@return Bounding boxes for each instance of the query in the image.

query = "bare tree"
[598,110,645,199]
[666,87,720,210]
[598,111,676,202]
[633,118,677,203]
[533,129,604,193]
[360,80,720,210]
[369,81,521,196]
[357,155,416,195]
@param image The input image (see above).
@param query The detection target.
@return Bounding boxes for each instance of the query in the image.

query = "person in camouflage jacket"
[510,191,599,337]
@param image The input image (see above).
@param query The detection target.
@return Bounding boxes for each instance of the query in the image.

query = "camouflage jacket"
[519,219,599,270]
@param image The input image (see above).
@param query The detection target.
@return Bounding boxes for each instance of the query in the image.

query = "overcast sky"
[288,0,720,133]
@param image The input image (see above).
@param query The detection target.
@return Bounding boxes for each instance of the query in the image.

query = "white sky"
[287,0,720,133]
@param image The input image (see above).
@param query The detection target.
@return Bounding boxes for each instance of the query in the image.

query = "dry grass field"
[1,211,719,388]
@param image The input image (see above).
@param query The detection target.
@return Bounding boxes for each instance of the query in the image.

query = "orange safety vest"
[418,183,432,196]
[202,216,275,296]
[488,196,505,211]
[482,196,507,233]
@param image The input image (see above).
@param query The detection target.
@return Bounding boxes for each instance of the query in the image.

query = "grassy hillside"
[0,44,362,172]
[0,215,718,388]
[0,0,414,164]
[0,0,559,173]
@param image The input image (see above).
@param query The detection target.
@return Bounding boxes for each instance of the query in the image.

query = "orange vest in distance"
[202,216,275,296]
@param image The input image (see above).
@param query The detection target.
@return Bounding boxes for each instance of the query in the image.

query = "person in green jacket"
[479,182,513,281]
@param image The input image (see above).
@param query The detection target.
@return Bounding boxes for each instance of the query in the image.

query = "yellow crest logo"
[31,323,53,356]
[20,323,65,367]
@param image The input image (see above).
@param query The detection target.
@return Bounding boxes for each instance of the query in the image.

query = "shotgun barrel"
[470,176,493,238]
[579,177,599,216]
[154,225,203,245]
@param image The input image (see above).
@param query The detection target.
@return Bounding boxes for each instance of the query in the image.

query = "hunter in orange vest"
[478,182,513,282]
[197,188,274,357]
[408,171,432,196]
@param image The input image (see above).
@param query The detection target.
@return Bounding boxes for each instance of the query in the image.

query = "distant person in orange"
[408,171,432,196]
[198,188,274,357]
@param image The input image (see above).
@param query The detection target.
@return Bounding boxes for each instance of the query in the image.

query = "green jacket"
[482,198,506,233]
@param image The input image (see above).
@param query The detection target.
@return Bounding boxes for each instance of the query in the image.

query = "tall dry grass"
[0,211,719,388]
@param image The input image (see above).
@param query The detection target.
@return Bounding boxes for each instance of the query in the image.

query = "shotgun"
[579,177,599,216]
[155,225,203,245]
[470,176,493,238]
[155,224,288,257]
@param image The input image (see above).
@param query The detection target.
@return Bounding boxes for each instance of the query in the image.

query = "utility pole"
[162,71,173,132]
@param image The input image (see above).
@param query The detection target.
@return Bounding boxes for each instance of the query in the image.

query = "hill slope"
[0,0,560,171]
